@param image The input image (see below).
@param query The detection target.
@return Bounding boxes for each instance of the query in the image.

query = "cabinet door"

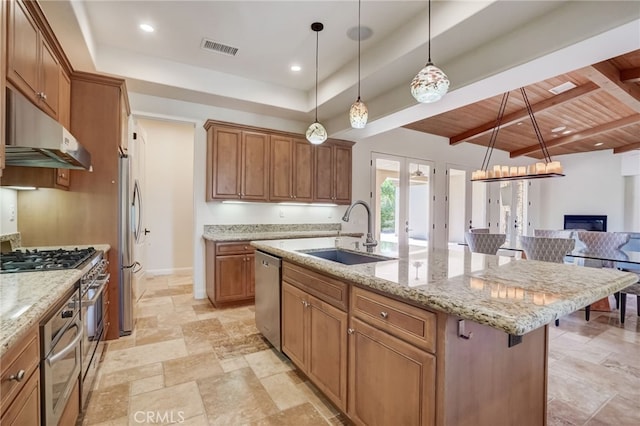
[0,370,40,426]
[308,297,348,411]
[55,169,70,188]
[58,68,71,129]
[348,318,435,426]
[38,39,60,118]
[333,145,352,204]
[209,127,242,200]
[314,144,334,202]
[241,131,269,200]
[215,255,247,302]
[281,282,307,369]
[269,135,293,201]
[293,139,313,201]
[245,254,255,297]
[7,0,39,103]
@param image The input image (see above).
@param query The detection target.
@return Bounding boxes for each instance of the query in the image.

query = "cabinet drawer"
[283,262,348,311]
[215,241,254,255]
[1,326,39,414]
[351,287,436,353]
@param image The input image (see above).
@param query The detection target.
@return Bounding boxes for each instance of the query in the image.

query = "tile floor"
[82,274,639,426]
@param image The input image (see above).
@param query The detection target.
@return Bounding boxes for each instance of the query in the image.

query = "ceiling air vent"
[548,82,576,95]
[201,38,239,56]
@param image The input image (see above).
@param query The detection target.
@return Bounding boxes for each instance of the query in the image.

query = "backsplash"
[204,223,341,234]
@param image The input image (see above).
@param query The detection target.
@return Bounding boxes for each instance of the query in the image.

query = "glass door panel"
[373,156,401,249]
[408,161,432,250]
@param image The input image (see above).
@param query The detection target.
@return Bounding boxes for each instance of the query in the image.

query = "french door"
[445,165,488,245]
[492,180,530,245]
[371,153,434,250]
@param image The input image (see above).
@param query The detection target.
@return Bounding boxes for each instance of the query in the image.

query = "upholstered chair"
[533,229,574,239]
[464,232,506,255]
[469,228,490,234]
[519,236,575,264]
[575,231,630,268]
[617,234,640,324]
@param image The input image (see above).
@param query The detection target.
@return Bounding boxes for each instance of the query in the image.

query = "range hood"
[5,88,92,170]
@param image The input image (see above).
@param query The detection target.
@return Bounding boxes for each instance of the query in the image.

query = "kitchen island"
[251,237,637,426]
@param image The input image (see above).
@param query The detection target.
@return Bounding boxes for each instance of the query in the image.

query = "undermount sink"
[298,248,394,265]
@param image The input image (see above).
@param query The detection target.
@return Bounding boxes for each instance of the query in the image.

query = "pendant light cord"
[314,29,319,122]
[427,0,432,63]
[521,88,552,163]
[357,0,361,100]
[481,92,509,172]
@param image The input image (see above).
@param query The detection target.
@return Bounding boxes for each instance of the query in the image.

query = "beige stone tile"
[296,380,340,420]
[198,367,278,425]
[546,399,590,425]
[163,352,224,387]
[260,372,308,411]
[82,416,129,426]
[245,349,293,379]
[192,303,218,314]
[549,332,614,364]
[129,381,204,425]
[135,325,183,347]
[130,374,164,396]
[101,339,188,374]
[586,394,640,425]
[196,311,220,320]
[82,383,129,425]
[326,412,351,425]
[185,339,215,356]
[105,336,135,352]
[97,363,163,389]
[215,306,256,324]
[137,297,176,317]
[136,316,159,330]
[547,365,613,416]
[174,414,209,426]
[156,309,199,326]
[220,356,249,373]
[223,318,261,339]
[251,402,329,425]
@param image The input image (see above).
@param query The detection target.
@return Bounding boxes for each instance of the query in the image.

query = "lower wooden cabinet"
[282,281,348,411]
[348,317,436,426]
[205,240,255,307]
[0,367,40,426]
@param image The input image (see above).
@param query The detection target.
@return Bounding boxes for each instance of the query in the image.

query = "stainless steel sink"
[298,248,394,265]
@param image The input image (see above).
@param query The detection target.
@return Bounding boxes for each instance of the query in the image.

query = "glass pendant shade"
[349,98,368,129]
[306,121,328,145]
[410,62,450,103]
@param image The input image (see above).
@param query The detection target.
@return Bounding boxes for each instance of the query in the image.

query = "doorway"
[371,153,434,250]
[445,165,488,246]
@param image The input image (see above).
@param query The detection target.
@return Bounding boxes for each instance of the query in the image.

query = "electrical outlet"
[9,204,15,221]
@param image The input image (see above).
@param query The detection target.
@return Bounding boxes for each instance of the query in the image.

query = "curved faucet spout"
[342,200,377,252]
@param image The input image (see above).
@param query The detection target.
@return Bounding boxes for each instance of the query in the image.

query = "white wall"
[136,118,195,275]
[0,189,18,234]
[624,175,640,231]
[536,151,628,232]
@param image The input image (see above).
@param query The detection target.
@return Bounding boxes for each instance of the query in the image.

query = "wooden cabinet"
[269,135,313,202]
[282,281,348,411]
[0,326,40,426]
[1,166,71,189]
[348,288,436,426]
[7,0,60,119]
[1,0,7,175]
[314,141,352,204]
[205,240,255,307]
[206,124,270,201]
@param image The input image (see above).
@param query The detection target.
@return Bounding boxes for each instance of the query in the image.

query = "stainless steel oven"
[41,286,82,426]
[80,260,109,407]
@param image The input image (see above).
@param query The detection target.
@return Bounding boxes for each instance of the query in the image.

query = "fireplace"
[563,215,607,232]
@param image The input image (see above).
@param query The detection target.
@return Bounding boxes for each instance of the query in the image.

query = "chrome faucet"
[342,200,378,253]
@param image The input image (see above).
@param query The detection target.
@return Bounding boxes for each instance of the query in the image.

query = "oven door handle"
[86,275,109,305]
[47,324,83,366]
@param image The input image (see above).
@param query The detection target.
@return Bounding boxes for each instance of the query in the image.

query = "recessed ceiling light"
[139,23,155,33]
[548,82,576,95]
[561,130,572,135]
[290,65,301,72]
[594,142,604,146]
[551,126,566,133]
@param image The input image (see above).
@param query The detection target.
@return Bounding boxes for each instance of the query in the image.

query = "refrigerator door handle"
[132,180,143,243]
[122,261,141,273]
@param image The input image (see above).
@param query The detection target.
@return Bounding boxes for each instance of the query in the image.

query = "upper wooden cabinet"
[7,0,61,120]
[205,120,353,204]
[1,0,7,175]
[205,123,270,201]
[270,135,313,202]
[314,141,352,205]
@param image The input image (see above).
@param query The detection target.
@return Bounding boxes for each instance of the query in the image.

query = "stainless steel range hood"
[5,88,92,170]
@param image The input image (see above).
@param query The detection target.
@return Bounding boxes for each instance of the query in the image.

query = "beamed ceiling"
[404,50,640,160]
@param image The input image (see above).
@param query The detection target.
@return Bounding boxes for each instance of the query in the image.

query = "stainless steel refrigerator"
[118,151,143,335]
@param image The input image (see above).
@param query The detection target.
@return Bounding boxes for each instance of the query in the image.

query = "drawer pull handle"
[380,311,389,319]
[9,370,25,382]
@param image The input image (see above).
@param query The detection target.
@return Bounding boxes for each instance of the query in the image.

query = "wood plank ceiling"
[404,50,640,160]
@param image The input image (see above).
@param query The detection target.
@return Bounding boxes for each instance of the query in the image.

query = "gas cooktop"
[0,247,97,273]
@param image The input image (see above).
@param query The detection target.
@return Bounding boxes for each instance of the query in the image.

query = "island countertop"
[0,244,111,358]
[251,237,637,335]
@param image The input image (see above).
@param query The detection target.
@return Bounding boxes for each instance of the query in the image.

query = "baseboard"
[145,267,193,277]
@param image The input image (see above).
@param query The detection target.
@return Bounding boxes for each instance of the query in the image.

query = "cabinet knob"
[9,370,25,382]
[380,311,389,319]
[41,92,47,100]
[347,328,355,335]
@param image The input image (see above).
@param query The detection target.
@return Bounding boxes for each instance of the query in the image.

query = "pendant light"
[349,0,368,129]
[410,0,449,103]
[306,22,328,145]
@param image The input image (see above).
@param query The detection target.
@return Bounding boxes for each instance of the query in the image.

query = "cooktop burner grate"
[0,247,97,273]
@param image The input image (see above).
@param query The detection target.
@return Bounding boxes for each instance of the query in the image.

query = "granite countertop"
[251,237,638,336]
[203,223,363,242]
[0,243,111,358]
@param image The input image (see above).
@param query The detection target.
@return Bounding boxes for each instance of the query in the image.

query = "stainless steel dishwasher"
[255,251,282,351]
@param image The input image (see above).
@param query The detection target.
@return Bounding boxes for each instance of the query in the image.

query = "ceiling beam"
[576,61,640,111]
[613,142,640,154]
[449,82,600,145]
[510,114,640,158]
[620,67,640,83]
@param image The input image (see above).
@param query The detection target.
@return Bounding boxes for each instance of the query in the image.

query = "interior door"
[131,120,147,302]
[445,165,488,245]
[494,180,529,245]
[371,153,434,250]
